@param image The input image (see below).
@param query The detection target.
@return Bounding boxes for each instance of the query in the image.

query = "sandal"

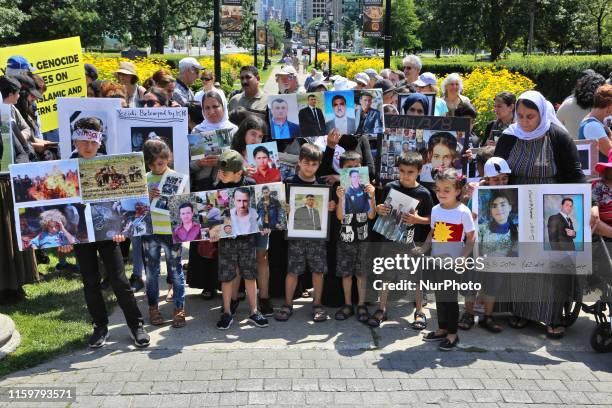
[172,308,186,328]
[200,290,215,300]
[149,306,164,326]
[410,311,428,331]
[458,312,475,330]
[367,309,387,327]
[334,304,354,321]
[479,315,503,333]
[508,316,530,329]
[356,305,370,323]
[274,304,293,322]
[546,325,565,339]
[312,305,328,322]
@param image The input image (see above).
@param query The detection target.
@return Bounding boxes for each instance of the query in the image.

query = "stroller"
[580,236,612,353]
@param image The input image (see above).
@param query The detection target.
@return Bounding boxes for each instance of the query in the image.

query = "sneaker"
[422,331,447,342]
[439,336,460,351]
[129,323,150,348]
[129,275,144,292]
[88,324,108,348]
[248,311,269,328]
[258,297,275,317]
[217,313,233,330]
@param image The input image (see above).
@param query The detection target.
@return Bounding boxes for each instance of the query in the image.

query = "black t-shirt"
[376,181,433,244]
[285,174,322,186]
[331,180,370,243]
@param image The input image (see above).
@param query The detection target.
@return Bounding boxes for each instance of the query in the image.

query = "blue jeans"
[143,235,185,309]
[131,236,144,279]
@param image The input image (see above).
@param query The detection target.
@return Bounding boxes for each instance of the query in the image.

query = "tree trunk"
[151,25,165,54]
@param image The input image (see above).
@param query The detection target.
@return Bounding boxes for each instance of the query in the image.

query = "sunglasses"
[403,66,413,71]
[202,77,213,82]
[142,100,159,107]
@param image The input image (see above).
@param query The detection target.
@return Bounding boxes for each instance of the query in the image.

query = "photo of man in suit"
[293,194,321,230]
[298,94,326,136]
[355,91,383,134]
[269,98,301,139]
[326,94,356,135]
[547,197,576,251]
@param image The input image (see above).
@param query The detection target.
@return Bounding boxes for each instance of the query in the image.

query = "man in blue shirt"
[269,98,300,139]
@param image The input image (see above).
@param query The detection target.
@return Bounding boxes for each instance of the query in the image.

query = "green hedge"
[391,55,612,104]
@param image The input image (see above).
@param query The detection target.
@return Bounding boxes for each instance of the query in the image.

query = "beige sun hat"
[115,61,139,80]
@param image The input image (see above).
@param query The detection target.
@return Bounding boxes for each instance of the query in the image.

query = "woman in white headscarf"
[191,90,238,192]
[494,90,585,339]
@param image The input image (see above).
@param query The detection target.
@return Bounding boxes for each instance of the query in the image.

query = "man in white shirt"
[325,94,356,135]
[230,188,259,235]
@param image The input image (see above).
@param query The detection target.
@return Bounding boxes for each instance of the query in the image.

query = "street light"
[252,7,258,67]
[263,23,270,70]
[328,11,333,79]
[314,24,320,68]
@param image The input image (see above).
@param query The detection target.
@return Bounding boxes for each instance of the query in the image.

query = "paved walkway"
[1,281,611,407]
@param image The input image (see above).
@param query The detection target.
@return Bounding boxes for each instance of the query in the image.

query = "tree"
[0,0,29,43]
[390,0,421,54]
[581,0,610,55]
[235,0,256,50]
[266,20,284,50]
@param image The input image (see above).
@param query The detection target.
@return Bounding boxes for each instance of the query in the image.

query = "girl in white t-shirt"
[413,168,475,351]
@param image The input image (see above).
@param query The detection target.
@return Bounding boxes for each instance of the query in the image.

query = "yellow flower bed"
[345,58,384,81]
[83,53,175,83]
[441,67,535,134]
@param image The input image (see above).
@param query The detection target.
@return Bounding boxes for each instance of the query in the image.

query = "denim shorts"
[255,233,269,251]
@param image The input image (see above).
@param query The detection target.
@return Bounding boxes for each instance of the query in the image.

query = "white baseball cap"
[354,72,369,86]
[276,65,298,76]
[178,57,204,71]
[483,157,512,178]
[413,72,437,87]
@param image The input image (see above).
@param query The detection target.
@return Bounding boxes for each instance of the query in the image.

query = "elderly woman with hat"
[115,61,146,108]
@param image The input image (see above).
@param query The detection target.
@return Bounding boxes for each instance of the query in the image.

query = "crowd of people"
[1,52,612,351]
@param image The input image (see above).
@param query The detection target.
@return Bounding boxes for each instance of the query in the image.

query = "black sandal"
[458,312,475,330]
[546,325,565,339]
[410,311,427,331]
[367,309,387,327]
[356,305,370,323]
[274,304,293,322]
[508,316,530,329]
[334,304,354,321]
[312,305,328,322]
[479,315,503,333]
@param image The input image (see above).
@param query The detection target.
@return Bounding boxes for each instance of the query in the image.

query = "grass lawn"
[0,253,120,377]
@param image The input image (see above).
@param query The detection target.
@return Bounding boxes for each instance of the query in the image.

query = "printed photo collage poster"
[0,103,12,174]
[10,152,151,250]
[267,89,384,142]
[472,184,592,275]
[168,182,287,244]
[381,114,471,185]
[373,187,420,244]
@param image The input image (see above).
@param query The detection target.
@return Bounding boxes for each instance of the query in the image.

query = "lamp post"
[252,7,258,67]
[383,0,391,68]
[314,25,320,68]
[327,11,333,79]
[213,0,221,82]
[308,30,313,65]
[263,23,269,70]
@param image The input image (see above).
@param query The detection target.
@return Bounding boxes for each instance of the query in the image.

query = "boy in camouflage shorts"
[275,143,335,323]
[333,151,376,323]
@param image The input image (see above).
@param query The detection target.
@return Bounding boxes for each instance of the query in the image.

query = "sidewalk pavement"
[1,280,611,407]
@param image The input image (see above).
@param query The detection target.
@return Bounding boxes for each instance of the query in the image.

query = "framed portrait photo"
[575,139,598,177]
[287,184,331,240]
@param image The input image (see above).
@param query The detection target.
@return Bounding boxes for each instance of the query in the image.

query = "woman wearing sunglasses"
[194,70,227,112]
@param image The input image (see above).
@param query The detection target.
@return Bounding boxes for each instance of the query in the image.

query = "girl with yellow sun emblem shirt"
[413,167,475,351]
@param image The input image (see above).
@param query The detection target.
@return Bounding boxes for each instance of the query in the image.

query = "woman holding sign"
[494,90,585,339]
